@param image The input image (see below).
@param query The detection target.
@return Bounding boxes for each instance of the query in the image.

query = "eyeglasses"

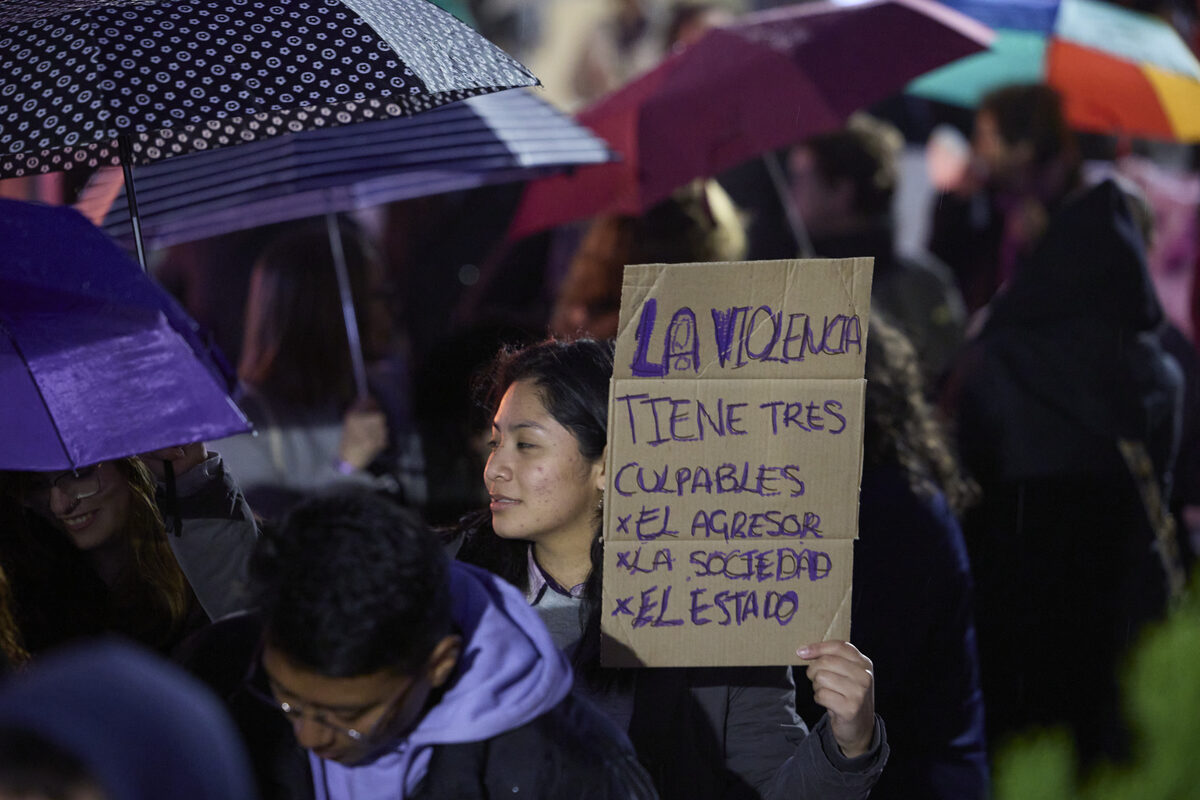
[242,652,421,744]
[26,464,104,508]
[244,680,372,740]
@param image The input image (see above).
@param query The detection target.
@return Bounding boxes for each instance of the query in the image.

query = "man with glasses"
[178,490,655,800]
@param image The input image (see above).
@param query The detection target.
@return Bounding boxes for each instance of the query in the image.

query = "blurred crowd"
[2,0,1200,798]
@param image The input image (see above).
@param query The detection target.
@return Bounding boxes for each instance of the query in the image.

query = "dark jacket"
[629,666,886,800]
[796,464,988,800]
[176,609,656,800]
[948,179,1183,762]
[453,518,888,800]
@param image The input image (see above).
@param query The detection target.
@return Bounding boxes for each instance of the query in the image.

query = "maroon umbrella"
[508,0,992,240]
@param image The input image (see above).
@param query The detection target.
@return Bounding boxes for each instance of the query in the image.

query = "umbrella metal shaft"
[326,212,370,401]
[117,134,149,272]
[762,151,814,259]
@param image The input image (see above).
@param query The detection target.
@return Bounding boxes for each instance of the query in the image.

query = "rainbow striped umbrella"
[909,0,1200,141]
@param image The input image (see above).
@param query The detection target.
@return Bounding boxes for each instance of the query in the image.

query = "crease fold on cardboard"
[821,581,855,643]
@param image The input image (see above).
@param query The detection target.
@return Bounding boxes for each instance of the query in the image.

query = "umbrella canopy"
[908,0,1200,141]
[0,0,537,179]
[0,199,251,471]
[82,89,616,250]
[507,0,992,239]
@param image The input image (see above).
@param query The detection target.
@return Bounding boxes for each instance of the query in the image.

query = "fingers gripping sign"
[797,640,876,758]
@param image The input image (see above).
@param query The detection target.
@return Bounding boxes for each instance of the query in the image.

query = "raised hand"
[797,640,876,758]
[338,396,389,471]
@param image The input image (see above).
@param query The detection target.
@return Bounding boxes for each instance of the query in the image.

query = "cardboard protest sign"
[601,258,872,667]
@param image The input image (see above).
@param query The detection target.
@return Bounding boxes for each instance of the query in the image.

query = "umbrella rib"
[0,320,74,469]
[77,10,110,148]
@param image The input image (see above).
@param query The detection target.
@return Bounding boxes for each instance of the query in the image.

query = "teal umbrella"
[909,27,1046,107]
[429,0,475,27]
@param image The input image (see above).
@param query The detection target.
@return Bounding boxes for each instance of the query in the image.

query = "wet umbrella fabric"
[0,0,537,178]
[507,0,992,239]
[84,88,616,250]
[72,86,615,400]
[0,199,251,471]
[908,0,1200,141]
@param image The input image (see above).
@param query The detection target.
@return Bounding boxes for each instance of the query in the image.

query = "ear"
[425,634,462,689]
[592,446,607,492]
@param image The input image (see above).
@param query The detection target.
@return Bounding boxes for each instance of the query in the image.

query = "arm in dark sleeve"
[162,453,259,620]
[721,667,887,800]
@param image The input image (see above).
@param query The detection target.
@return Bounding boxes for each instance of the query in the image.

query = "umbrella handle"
[326,213,370,401]
[117,134,149,272]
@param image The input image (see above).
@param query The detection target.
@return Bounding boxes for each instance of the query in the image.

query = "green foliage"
[994,570,1200,800]
[993,729,1078,800]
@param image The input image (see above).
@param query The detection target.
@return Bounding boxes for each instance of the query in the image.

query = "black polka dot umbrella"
[0,0,537,264]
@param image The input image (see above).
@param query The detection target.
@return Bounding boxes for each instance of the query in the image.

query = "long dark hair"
[457,338,614,684]
[238,222,383,410]
[0,459,192,653]
[864,317,977,514]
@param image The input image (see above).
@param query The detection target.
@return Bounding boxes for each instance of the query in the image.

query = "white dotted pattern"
[0,0,536,177]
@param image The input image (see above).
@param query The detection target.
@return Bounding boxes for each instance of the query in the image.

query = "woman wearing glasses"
[0,443,257,658]
[455,338,887,800]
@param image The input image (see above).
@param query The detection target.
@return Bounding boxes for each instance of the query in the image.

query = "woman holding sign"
[456,338,887,800]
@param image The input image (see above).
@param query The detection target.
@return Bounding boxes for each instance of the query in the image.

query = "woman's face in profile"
[484,379,605,548]
[26,462,132,552]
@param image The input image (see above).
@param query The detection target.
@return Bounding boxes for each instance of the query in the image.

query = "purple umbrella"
[0,199,250,471]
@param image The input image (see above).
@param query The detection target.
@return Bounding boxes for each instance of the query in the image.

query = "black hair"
[482,338,612,463]
[251,490,451,677]
[459,338,615,685]
[463,337,612,589]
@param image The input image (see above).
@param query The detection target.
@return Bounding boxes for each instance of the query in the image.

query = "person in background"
[0,443,257,656]
[214,223,426,521]
[456,338,888,800]
[0,640,257,800]
[177,490,655,799]
[153,223,292,371]
[570,0,669,105]
[945,84,1184,765]
[664,2,734,51]
[789,114,966,391]
[549,180,746,340]
[797,317,988,800]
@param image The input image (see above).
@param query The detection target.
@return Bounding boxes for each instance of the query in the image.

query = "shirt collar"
[525,548,586,602]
